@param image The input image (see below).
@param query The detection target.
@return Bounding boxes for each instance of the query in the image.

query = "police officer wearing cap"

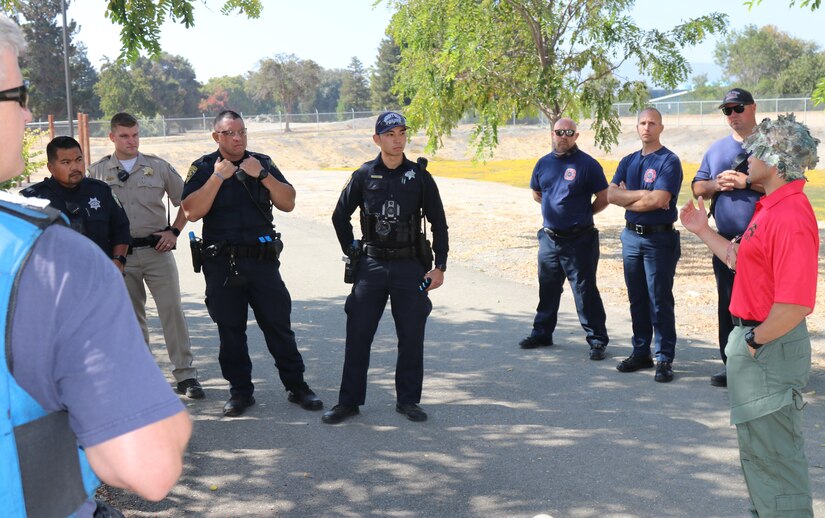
[607,107,683,383]
[22,136,131,273]
[323,111,449,424]
[181,110,322,418]
[519,117,610,360]
[692,88,762,388]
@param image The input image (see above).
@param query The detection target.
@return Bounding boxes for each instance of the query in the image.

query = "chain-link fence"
[26,96,825,137]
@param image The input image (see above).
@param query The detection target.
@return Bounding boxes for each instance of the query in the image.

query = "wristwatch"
[113,255,127,266]
[744,328,763,349]
[435,264,447,273]
[258,168,269,181]
[745,177,752,189]
[165,225,180,237]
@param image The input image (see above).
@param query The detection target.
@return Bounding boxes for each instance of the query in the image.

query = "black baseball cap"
[718,88,755,108]
[375,111,407,134]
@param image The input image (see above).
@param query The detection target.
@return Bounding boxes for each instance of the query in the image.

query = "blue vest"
[0,199,99,517]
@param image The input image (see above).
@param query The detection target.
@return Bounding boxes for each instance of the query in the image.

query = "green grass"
[425,158,825,220]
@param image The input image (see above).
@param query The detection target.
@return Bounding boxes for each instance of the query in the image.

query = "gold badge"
[186,165,197,182]
[143,167,154,176]
[105,176,115,183]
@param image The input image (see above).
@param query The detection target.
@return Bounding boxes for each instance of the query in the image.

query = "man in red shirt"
[680,113,819,517]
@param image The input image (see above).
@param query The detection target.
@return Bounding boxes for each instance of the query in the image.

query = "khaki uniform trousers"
[727,322,812,517]
[125,246,197,382]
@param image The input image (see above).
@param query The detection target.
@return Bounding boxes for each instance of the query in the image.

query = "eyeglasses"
[721,105,746,116]
[216,128,247,138]
[554,129,575,137]
[0,81,28,109]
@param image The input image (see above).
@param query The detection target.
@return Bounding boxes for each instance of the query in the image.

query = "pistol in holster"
[189,232,203,273]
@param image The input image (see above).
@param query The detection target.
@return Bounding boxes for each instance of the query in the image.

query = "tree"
[133,53,202,116]
[774,52,825,96]
[384,0,727,157]
[2,0,263,62]
[311,68,346,114]
[370,37,403,112]
[714,25,815,91]
[247,54,321,132]
[95,61,158,118]
[94,53,201,118]
[337,57,371,115]
[746,0,825,104]
[200,75,263,115]
[15,0,100,119]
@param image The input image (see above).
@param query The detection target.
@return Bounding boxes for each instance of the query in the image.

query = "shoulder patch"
[186,165,198,182]
[341,173,355,192]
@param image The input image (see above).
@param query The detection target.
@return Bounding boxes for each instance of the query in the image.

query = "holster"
[190,236,203,273]
[416,232,433,272]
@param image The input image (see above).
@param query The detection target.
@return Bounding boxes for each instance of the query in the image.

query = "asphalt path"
[106,194,825,518]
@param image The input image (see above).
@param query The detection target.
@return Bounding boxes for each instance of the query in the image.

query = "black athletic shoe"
[519,336,552,349]
[654,361,674,383]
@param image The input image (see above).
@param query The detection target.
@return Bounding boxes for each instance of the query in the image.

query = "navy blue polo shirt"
[611,147,683,226]
[182,150,288,244]
[693,135,760,237]
[530,147,608,231]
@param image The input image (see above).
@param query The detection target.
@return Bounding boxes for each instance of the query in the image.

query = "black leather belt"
[131,237,156,248]
[625,222,674,235]
[732,316,762,327]
[364,245,417,260]
[543,225,593,239]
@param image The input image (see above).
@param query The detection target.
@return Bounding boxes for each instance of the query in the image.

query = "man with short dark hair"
[681,113,819,517]
[89,112,203,400]
[0,14,190,517]
[22,136,131,273]
[182,110,322,418]
[607,107,683,383]
[323,111,449,425]
[692,88,762,388]
[519,117,610,360]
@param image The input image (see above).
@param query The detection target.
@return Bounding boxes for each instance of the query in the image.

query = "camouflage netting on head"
[743,113,820,181]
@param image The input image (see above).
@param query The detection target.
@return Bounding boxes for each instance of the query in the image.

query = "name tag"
[370,175,383,179]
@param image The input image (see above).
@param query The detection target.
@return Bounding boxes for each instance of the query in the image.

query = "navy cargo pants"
[337,256,432,406]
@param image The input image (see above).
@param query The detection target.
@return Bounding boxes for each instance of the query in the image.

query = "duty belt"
[219,244,280,261]
[542,225,593,239]
[131,236,157,248]
[625,222,673,235]
[731,316,762,327]
[364,244,417,260]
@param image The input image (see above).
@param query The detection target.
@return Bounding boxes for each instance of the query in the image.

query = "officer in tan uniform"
[89,112,204,399]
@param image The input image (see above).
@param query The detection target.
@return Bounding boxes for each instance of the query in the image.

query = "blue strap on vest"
[0,199,99,517]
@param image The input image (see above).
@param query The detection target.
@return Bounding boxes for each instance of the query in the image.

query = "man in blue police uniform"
[0,14,190,517]
[692,88,761,388]
[607,107,683,382]
[323,111,449,425]
[181,110,322,418]
[21,136,131,273]
[520,117,610,360]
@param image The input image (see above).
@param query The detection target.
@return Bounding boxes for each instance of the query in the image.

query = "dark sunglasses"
[721,105,746,116]
[554,129,575,137]
[0,81,28,109]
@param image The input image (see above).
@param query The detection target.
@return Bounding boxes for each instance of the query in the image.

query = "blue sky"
[68,1,825,84]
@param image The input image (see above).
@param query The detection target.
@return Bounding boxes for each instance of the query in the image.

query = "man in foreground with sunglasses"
[519,118,610,361]
[0,13,191,516]
[182,110,322,418]
[89,112,204,401]
[691,88,762,388]
[681,113,819,518]
[22,136,131,273]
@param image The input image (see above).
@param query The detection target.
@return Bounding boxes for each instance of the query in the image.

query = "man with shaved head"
[519,117,610,360]
[608,108,683,382]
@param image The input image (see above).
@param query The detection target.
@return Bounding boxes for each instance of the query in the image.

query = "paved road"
[107,194,825,518]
